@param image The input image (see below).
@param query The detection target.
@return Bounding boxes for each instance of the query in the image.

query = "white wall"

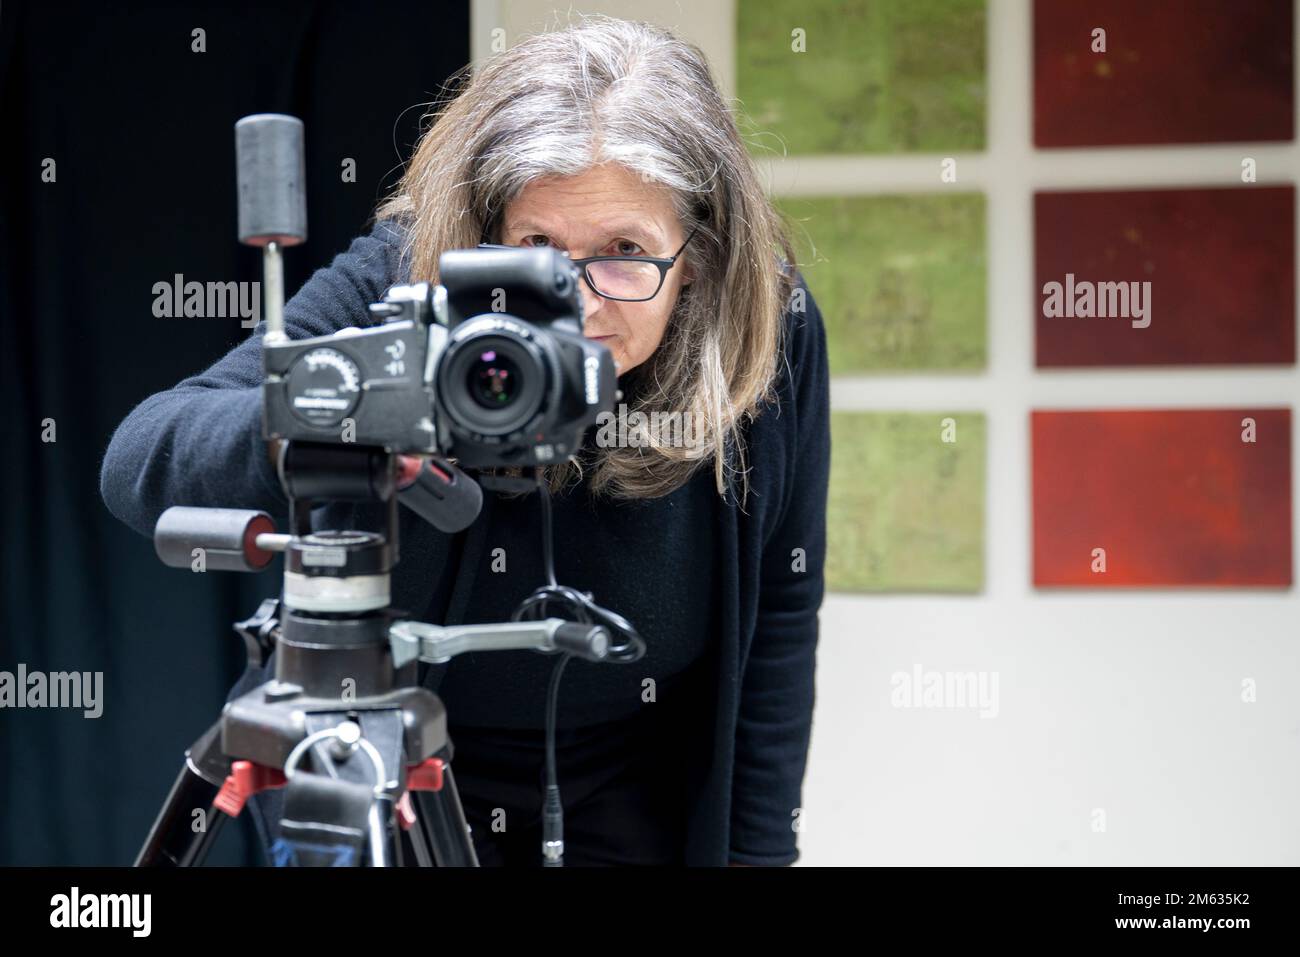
[472,0,735,96]
[471,0,1300,865]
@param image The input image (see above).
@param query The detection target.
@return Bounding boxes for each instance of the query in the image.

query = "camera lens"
[468,349,523,409]
[437,327,548,439]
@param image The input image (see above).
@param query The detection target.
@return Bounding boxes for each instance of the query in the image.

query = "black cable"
[509,468,646,865]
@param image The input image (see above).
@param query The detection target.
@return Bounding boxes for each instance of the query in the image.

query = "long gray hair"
[377,15,796,503]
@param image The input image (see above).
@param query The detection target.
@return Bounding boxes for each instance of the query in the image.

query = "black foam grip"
[553,623,609,661]
[397,459,483,533]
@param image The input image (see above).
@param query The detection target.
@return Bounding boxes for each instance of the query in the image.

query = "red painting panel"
[1034,0,1293,147]
[1032,409,1292,587]
[1035,186,1295,367]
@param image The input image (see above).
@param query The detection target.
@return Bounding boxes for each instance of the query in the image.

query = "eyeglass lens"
[585,259,662,300]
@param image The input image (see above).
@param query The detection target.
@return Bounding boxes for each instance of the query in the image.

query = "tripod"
[134,440,611,867]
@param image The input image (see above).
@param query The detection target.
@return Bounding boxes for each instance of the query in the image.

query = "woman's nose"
[578,275,604,323]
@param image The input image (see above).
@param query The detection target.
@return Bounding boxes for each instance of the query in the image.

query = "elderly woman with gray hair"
[101,16,829,867]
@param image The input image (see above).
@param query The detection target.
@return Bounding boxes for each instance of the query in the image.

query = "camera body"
[262,245,617,468]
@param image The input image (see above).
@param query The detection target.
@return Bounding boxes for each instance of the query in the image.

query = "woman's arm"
[729,278,831,866]
[99,219,405,538]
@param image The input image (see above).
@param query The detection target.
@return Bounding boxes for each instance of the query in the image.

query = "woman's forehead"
[505,215,665,247]
[503,164,675,243]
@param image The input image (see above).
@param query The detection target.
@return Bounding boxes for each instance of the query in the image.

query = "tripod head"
[151,440,612,682]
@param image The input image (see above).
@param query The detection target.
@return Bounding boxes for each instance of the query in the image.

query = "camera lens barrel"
[436,319,552,442]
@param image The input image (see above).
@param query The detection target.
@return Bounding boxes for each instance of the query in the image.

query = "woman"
[100,16,830,867]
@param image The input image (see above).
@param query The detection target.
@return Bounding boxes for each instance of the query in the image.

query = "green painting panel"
[782,193,986,373]
[737,0,987,154]
[827,411,985,593]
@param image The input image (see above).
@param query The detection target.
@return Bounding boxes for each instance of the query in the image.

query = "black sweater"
[430,453,721,729]
[99,219,831,865]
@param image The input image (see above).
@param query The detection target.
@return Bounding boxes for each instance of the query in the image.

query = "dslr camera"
[262,244,617,468]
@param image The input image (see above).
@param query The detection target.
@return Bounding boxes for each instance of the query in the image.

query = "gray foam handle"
[236,113,307,246]
[154,506,276,573]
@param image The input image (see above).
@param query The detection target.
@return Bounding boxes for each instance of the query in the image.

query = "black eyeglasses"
[478,225,698,302]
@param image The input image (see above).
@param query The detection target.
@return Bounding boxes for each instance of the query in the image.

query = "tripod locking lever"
[389,617,610,668]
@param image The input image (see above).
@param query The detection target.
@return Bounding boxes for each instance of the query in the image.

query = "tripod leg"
[413,762,480,867]
[401,795,435,867]
[136,721,231,867]
[367,796,402,867]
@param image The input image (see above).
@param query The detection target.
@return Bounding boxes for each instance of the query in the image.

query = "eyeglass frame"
[477,224,699,302]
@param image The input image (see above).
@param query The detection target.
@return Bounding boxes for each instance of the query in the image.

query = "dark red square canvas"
[1035,186,1295,367]
[1032,409,1292,587]
[1034,0,1293,147]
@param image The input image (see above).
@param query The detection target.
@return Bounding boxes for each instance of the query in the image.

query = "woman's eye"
[613,240,643,256]
[521,235,550,247]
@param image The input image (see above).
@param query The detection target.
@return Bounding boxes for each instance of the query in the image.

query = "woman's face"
[500,163,693,375]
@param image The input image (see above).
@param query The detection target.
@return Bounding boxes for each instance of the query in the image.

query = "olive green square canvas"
[737,0,987,154]
[782,193,987,373]
[827,411,985,592]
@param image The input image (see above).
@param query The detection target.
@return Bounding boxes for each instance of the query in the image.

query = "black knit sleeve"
[729,276,831,866]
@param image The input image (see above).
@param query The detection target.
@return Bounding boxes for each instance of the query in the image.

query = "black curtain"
[0,0,469,865]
